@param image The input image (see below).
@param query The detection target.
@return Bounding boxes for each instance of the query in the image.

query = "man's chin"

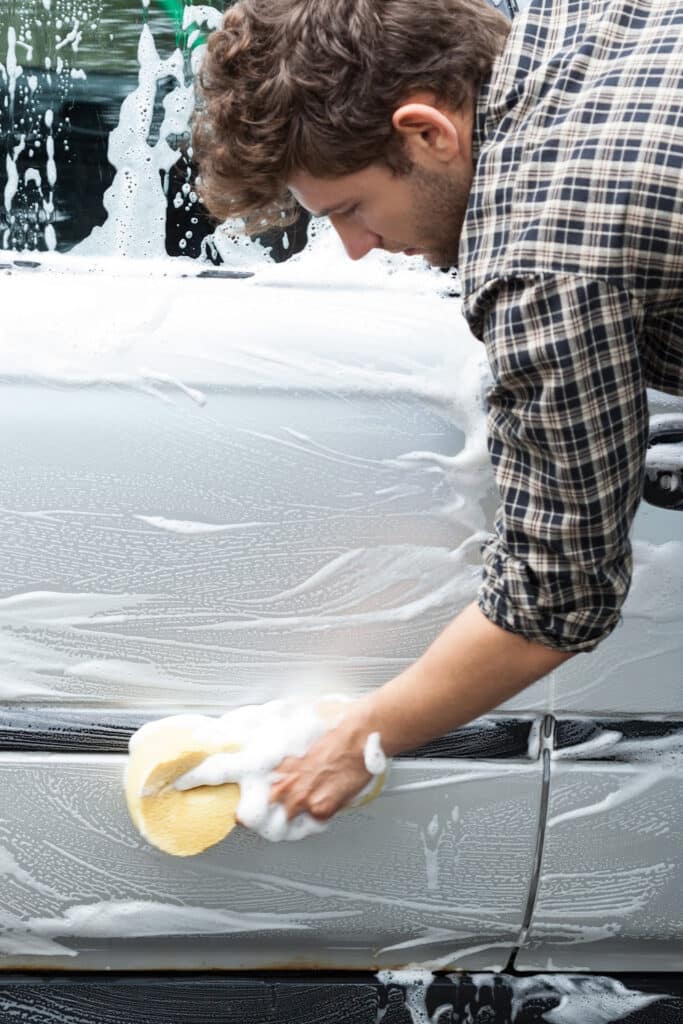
[423,252,451,269]
[394,244,457,268]
[423,248,459,270]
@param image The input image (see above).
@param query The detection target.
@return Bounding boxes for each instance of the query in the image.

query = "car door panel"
[0,270,547,973]
[0,750,542,971]
[518,724,683,972]
[0,271,494,706]
[501,413,683,719]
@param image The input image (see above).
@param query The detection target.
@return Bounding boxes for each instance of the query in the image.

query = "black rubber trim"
[0,707,152,753]
[0,706,536,759]
[553,718,683,758]
[0,971,681,1023]
[3,710,679,761]
[403,716,535,760]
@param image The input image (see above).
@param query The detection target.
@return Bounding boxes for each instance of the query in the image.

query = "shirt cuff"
[477,533,630,653]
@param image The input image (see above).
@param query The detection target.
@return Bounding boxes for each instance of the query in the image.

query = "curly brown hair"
[193,0,510,230]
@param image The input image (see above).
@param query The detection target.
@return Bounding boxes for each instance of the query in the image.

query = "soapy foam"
[0,843,62,897]
[131,696,388,842]
[0,751,579,969]
[73,27,192,259]
[363,732,386,775]
[374,971,665,1024]
[419,811,451,893]
[0,914,76,957]
[551,729,623,760]
[29,898,350,936]
[506,975,663,1024]
[1,897,357,957]
[547,766,668,829]
[533,861,675,922]
[377,969,435,1024]
[134,515,270,535]
[2,1,102,250]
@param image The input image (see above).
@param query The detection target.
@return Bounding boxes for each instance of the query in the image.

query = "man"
[193,0,683,822]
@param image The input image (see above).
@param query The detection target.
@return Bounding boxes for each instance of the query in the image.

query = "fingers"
[266,731,373,825]
[307,790,339,820]
[269,772,340,821]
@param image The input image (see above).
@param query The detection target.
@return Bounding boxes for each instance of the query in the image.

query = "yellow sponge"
[125,718,241,857]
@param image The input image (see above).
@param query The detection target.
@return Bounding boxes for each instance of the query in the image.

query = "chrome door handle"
[644,414,683,511]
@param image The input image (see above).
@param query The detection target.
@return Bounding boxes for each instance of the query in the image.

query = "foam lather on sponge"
[125,698,387,855]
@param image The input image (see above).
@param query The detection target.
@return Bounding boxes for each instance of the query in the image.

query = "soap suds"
[30,898,351,936]
[182,4,224,32]
[1,898,357,957]
[416,808,460,893]
[134,515,273,535]
[377,969,434,1024]
[363,732,386,775]
[506,975,664,1024]
[73,27,192,258]
[374,971,662,1024]
[133,696,389,842]
[551,729,623,760]
[377,926,474,957]
[548,767,667,829]
[0,844,62,897]
[383,766,527,795]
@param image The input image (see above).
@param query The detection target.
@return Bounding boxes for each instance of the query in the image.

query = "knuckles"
[308,793,336,820]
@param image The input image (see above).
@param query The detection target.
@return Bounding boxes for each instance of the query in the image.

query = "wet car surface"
[1,0,681,1020]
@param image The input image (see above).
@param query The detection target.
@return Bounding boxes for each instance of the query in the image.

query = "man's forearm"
[269,602,575,821]
[353,601,573,756]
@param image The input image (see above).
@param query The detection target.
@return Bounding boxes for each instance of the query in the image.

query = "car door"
[513,390,683,973]
[1,0,680,1010]
[0,261,544,973]
[1,0,544,980]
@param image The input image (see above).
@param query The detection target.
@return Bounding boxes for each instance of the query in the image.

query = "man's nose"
[329,216,381,261]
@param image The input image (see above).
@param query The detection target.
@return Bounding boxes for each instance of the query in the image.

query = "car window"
[2,0,517,262]
[0,0,308,260]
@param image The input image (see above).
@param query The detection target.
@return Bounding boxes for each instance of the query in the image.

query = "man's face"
[288,158,472,268]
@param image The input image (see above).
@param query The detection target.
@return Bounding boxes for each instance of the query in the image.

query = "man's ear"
[392,103,461,165]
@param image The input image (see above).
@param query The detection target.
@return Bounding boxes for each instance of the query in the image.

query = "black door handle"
[644,414,683,511]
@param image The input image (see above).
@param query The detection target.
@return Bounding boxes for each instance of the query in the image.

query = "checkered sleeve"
[477,274,650,652]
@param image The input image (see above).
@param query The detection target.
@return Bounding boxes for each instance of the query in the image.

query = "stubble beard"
[410,164,472,269]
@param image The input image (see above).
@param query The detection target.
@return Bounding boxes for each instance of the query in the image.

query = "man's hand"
[269,710,373,821]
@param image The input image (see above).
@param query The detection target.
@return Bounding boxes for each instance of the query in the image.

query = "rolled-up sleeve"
[476,274,649,652]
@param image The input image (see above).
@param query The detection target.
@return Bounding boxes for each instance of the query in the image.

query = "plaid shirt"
[460,0,683,651]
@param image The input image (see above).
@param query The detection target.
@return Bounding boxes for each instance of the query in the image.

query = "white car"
[0,1,681,1021]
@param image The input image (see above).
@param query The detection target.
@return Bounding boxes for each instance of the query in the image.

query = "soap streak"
[217,865,517,927]
[548,767,668,828]
[134,515,274,535]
